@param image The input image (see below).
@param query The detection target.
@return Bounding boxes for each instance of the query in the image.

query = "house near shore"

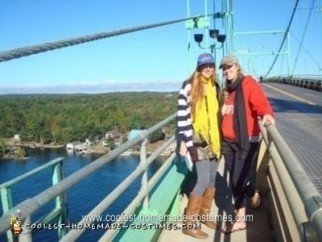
[128,129,147,141]
[14,134,20,141]
[105,129,123,147]
[66,142,81,151]
[105,129,122,140]
[66,143,74,150]
[75,144,87,152]
[13,134,21,145]
[85,138,94,147]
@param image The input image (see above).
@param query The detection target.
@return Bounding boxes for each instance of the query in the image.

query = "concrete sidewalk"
[158,159,272,242]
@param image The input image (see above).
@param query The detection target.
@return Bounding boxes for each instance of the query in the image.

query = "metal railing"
[0,113,178,241]
[0,157,65,241]
[265,75,322,91]
[2,114,322,241]
[256,121,322,241]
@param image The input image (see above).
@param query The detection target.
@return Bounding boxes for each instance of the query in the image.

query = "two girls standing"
[177,53,274,237]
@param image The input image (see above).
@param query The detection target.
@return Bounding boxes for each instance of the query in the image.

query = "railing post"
[52,160,67,239]
[20,216,32,242]
[0,114,177,238]
[140,138,149,209]
[1,186,13,241]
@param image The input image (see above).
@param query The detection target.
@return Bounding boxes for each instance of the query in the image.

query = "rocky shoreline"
[19,143,65,149]
[2,138,176,159]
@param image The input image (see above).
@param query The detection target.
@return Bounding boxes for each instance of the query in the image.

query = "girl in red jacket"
[219,55,275,233]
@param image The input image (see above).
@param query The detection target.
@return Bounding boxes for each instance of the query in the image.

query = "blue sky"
[0,0,321,93]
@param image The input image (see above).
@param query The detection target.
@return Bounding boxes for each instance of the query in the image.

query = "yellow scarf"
[192,76,221,158]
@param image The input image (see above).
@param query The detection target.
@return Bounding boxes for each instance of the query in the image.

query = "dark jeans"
[223,141,259,209]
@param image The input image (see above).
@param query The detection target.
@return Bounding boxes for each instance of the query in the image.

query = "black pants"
[223,141,259,209]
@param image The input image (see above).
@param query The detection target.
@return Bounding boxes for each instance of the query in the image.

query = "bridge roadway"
[262,83,322,195]
[159,83,321,242]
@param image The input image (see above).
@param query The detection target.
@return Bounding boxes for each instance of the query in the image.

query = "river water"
[0,148,162,242]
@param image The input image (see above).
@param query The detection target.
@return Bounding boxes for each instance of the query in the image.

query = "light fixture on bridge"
[193,29,226,45]
[194,34,204,43]
[217,34,226,43]
[209,29,219,39]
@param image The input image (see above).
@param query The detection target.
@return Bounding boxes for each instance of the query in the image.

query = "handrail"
[98,152,176,242]
[266,75,322,80]
[0,157,66,241]
[59,136,175,241]
[0,157,63,188]
[264,76,322,91]
[258,122,322,240]
[0,113,176,234]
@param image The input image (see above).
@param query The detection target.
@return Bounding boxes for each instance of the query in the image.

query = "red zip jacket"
[221,75,274,141]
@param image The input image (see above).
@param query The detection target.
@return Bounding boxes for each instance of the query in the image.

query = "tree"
[0,92,177,146]
[0,138,7,157]
[149,130,165,143]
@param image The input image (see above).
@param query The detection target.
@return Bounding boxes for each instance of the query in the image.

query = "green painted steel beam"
[185,17,210,30]
[0,158,64,242]
[167,190,181,217]
[0,187,13,242]
[0,187,13,213]
[197,17,210,29]
[117,159,187,242]
[52,161,67,238]
[0,157,64,188]
[185,19,196,30]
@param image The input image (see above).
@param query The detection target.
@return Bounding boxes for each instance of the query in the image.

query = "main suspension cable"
[263,0,300,78]
[0,16,204,63]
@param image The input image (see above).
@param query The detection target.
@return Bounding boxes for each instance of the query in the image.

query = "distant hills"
[0,82,181,94]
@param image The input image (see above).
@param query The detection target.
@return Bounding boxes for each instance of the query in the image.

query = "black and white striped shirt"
[177,79,194,149]
[177,79,220,151]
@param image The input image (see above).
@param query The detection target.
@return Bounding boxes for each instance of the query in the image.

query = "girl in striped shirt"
[177,53,222,239]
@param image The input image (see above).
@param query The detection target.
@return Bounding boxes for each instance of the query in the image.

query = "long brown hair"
[189,71,215,120]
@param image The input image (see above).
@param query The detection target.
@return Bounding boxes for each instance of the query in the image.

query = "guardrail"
[265,76,322,91]
[0,113,180,241]
[256,121,322,241]
[2,113,321,241]
[0,157,65,242]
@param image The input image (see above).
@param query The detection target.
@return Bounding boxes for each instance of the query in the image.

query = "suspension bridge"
[0,0,322,241]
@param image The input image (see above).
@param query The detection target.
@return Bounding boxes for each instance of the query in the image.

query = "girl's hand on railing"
[179,141,188,156]
[262,114,275,127]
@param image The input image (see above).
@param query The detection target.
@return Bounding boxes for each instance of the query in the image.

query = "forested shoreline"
[0,92,177,153]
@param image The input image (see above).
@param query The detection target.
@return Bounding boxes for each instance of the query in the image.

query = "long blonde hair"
[189,71,215,120]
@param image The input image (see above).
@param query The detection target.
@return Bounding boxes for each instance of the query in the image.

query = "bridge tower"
[185,0,228,87]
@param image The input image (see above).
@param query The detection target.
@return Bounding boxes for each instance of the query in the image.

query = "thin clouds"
[0,81,181,94]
